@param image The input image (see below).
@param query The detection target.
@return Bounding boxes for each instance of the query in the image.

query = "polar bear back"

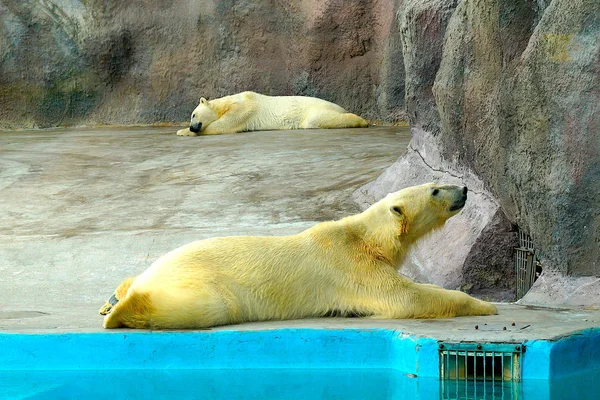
[242,92,347,131]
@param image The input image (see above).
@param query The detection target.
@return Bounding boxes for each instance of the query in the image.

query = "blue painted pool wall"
[0,329,404,371]
[0,329,441,376]
[522,327,600,381]
[522,340,552,379]
[548,328,600,379]
[3,327,599,383]
[397,336,440,400]
[0,369,439,400]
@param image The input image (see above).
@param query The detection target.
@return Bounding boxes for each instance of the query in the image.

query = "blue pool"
[2,368,599,399]
[1,328,599,399]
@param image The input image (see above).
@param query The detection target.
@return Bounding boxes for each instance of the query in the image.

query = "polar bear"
[101,183,497,329]
[176,91,368,136]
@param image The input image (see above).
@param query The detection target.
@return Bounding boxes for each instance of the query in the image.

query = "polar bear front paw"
[477,300,498,315]
[176,128,198,136]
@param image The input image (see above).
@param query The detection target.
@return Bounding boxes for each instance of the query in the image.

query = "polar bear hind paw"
[99,276,136,315]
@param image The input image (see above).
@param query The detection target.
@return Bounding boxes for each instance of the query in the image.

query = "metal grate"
[441,377,520,399]
[440,343,522,399]
[515,230,540,299]
[439,343,522,381]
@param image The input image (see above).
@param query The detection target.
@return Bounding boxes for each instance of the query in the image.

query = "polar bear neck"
[335,212,413,270]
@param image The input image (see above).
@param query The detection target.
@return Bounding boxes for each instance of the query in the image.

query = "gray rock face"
[519,269,600,308]
[358,0,599,305]
[398,0,458,134]
[0,0,406,128]
[433,0,600,277]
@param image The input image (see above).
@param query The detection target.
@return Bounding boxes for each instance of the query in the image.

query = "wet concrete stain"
[0,311,49,320]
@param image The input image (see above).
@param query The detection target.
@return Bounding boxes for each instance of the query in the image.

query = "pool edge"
[1,327,599,380]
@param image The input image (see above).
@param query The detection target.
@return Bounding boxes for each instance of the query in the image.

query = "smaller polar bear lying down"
[100,183,497,329]
[176,91,368,136]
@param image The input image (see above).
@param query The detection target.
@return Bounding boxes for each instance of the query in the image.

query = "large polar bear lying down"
[176,91,368,136]
[100,183,497,329]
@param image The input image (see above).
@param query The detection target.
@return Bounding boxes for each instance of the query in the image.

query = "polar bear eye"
[192,113,196,118]
[432,188,440,196]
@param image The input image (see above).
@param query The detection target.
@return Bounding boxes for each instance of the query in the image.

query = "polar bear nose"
[463,186,468,195]
[190,122,202,133]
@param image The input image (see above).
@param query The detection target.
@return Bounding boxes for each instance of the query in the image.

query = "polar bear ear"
[390,205,403,216]
[200,97,208,105]
[390,204,408,234]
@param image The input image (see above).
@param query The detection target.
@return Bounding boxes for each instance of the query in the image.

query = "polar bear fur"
[101,183,497,329]
[176,91,368,136]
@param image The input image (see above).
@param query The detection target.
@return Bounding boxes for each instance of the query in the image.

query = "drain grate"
[439,343,522,381]
[439,343,523,400]
[515,230,541,299]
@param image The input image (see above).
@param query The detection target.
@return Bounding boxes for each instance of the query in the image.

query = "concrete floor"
[0,126,407,331]
[1,126,599,340]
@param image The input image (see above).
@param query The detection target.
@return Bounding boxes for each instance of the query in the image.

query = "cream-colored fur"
[101,183,497,329]
[176,91,368,136]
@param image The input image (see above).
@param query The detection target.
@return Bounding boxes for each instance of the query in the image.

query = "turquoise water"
[1,369,599,400]
[443,373,600,400]
[3,369,420,400]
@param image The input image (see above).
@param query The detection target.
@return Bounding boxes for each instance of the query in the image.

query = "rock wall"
[434,0,599,278]
[0,0,406,128]
[358,0,599,305]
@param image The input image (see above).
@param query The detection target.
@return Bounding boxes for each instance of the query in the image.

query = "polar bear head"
[379,183,468,243]
[189,97,218,133]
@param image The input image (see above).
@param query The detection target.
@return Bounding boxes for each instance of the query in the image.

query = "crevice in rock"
[408,143,492,201]
[409,143,464,179]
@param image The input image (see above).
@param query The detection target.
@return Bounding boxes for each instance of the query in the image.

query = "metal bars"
[440,343,522,400]
[439,343,521,381]
[515,230,538,299]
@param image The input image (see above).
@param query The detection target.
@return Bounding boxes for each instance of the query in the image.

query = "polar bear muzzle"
[190,122,203,133]
[449,186,468,211]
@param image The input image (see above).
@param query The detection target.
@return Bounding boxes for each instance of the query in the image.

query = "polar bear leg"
[103,285,237,329]
[102,289,155,329]
[200,105,253,135]
[201,121,246,135]
[302,111,369,129]
[419,283,445,290]
[358,279,497,319]
[406,284,498,317]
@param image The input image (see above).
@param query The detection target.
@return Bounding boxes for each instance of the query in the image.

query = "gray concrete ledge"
[2,304,599,344]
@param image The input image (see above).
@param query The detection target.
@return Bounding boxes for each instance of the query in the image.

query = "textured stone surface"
[357,0,598,305]
[433,0,600,278]
[519,269,600,308]
[461,208,516,301]
[398,0,458,134]
[0,0,407,128]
